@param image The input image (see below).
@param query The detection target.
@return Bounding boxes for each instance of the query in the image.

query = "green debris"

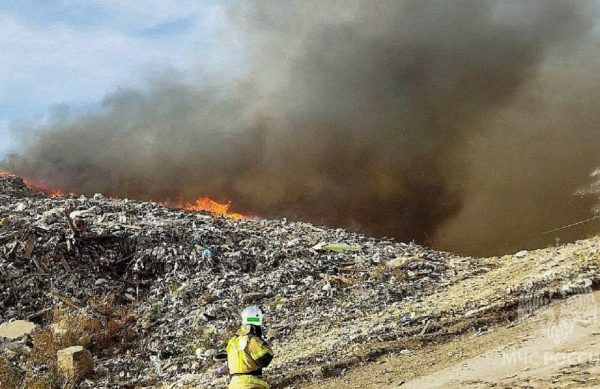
[312,242,362,253]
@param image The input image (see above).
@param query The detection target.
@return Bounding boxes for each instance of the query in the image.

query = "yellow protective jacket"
[226,325,273,389]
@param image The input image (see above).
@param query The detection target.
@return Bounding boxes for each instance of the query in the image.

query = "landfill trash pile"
[0,174,599,388]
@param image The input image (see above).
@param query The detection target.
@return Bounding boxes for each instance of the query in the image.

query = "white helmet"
[241,306,263,326]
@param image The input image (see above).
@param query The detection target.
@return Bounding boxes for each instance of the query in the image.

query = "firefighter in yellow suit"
[226,306,274,389]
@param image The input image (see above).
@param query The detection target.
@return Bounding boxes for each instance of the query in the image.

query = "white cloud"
[96,0,209,28]
[0,1,231,132]
[0,14,191,106]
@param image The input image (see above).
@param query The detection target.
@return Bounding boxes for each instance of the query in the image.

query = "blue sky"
[0,0,232,157]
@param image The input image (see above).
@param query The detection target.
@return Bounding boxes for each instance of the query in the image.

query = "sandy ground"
[305,291,600,388]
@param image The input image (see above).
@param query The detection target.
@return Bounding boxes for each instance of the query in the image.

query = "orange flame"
[0,171,248,219]
[179,196,247,220]
[22,177,70,197]
[0,171,68,196]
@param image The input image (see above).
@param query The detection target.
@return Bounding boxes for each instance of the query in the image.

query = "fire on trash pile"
[2,173,598,388]
[0,174,467,387]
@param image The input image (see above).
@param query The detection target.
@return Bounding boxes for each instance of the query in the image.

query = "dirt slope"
[306,277,600,388]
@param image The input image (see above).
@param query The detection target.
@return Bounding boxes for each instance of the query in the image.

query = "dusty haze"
[4,0,600,256]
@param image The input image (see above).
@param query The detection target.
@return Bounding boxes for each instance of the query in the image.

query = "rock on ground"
[57,346,94,381]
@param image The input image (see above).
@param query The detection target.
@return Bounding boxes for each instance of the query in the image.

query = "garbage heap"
[1,174,597,388]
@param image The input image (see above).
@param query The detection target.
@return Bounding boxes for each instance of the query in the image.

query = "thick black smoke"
[4,0,600,255]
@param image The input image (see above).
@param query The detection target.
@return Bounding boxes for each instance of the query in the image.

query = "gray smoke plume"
[4,0,600,256]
